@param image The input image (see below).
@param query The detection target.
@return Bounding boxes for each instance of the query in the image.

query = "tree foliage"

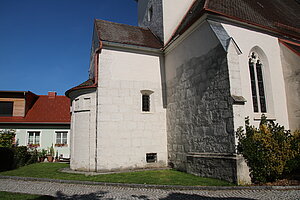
[0,129,16,148]
[236,115,300,183]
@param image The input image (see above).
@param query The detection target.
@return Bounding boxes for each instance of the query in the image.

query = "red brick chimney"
[48,91,57,99]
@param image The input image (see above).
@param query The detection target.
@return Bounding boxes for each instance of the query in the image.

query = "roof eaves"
[204,8,300,41]
[166,1,300,48]
[165,0,206,46]
[279,39,300,57]
[101,40,163,54]
[65,84,97,97]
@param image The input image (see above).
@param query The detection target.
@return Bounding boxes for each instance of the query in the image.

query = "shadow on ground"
[51,191,255,200]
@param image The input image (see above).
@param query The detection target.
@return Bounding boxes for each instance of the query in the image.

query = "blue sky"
[0,0,137,95]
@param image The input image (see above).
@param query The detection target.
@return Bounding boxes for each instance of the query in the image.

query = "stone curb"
[0,176,299,191]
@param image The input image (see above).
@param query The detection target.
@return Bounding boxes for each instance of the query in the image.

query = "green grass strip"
[0,163,234,186]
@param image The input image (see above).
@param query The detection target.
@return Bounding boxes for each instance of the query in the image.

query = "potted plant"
[46,145,55,162]
[38,149,47,162]
[55,150,59,162]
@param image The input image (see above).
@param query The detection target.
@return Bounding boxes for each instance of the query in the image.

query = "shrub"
[0,129,16,148]
[0,147,15,171]
[26,149,38,165]
[285,130,300,179]
[236,115,300,183]
[14,146,31,168]
[0,144,39,172]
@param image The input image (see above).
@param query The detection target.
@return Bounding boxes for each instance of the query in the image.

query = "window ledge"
[141,111,154,114]
[55,144,68,147]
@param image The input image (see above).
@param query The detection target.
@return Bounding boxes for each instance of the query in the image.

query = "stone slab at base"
[186,153,251,184]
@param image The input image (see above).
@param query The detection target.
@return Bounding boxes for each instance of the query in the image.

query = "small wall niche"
[146,153,157,163]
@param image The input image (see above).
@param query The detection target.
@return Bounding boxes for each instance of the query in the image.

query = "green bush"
[0,129,16,148]
[0,147,15,171]
[236,115,300,183]
[0,146,39,171]
[14,146,31,168]
[285,130,300,178]
[26,149,38,165]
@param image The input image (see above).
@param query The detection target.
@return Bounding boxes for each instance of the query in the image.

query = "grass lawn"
[0,163,234,186]
[0,191,54,200]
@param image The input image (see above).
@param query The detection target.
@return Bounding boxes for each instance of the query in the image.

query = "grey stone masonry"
[139,0,164,42]
[186,153,239,183]
[166,44,236,182]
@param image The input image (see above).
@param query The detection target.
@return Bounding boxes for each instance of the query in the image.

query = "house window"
[0,101,13,116]
[56,131,68,146]
[28,131,40,145]
[249,52,267,113]
[146,153,157,163]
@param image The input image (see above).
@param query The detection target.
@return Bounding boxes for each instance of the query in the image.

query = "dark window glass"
[249,52,267,113]
[256,61,267,113]
[146,153,157,163]
[249,59,258,112]
[142,94,150,112]
[0,101,13,116]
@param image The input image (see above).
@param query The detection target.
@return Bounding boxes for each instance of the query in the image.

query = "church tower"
[136,0,164,42]
[136,0,196,44]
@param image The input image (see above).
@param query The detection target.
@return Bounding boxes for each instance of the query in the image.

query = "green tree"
[0,129,16,148]
[236,115,299,183]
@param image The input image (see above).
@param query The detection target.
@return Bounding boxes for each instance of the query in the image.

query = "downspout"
[94,39,103,172]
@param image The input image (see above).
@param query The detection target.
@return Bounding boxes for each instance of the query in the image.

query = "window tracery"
[248,52,267,113]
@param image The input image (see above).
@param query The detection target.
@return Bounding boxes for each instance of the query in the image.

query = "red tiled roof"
[95,19,163,49]
[0,94,70,124]
[170,0,300,44]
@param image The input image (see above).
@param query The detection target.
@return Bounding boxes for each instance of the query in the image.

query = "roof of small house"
[171,0,300,43]
[0,91,70,124]
[95,19,163,49]
[65,79,97,97]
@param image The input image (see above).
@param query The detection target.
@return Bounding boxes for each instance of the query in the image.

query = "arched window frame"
[248,51,267,113]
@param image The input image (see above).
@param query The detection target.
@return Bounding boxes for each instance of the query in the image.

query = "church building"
[66,0,300,184]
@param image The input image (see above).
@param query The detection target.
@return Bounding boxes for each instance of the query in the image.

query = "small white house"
[0,91,71,158]
[66,0,300,184]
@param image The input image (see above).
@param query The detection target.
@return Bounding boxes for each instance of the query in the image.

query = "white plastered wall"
[162,0,195,44]
[69,90,97,171]
[97,48,167,170]
[222,23,289,128]
[279,43,300,131]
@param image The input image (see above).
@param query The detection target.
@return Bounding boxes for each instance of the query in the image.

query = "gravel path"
[0,178,299,200]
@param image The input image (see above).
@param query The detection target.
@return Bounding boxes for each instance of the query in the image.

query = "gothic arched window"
[248,52,267,113]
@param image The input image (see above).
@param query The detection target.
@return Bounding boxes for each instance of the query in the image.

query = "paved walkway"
[0,177,299,200]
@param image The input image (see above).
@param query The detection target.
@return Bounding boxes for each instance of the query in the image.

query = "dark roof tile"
[171,0,300,43]
[65,79,97,97]
[95,19,163,49]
